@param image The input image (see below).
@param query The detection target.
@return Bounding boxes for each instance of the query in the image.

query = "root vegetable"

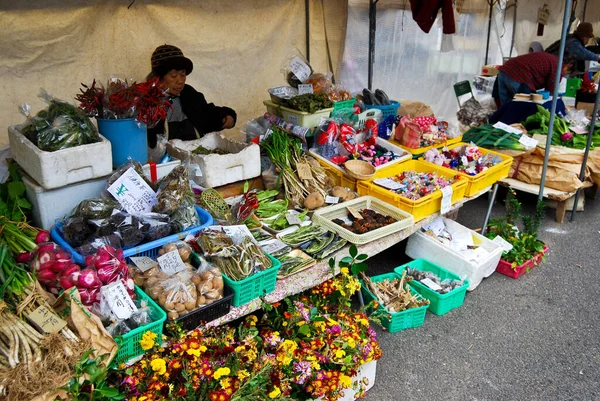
[304,192,325,210]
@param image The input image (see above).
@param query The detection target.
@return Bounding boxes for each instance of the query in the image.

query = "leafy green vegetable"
[0,163,31,222]
[462,125,526,151]
[281,93,333,113]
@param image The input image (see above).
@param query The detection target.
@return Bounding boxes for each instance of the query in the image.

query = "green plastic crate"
[395,259,468,316]
[361,272,429,333]
[333,98,356,111]
[222,254,281,307]
[113,286,167,366]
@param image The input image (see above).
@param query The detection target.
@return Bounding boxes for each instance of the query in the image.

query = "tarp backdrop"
[0,0,347,146]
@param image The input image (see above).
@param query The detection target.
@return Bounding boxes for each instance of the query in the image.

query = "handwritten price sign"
[108,167,157,214]
[28,305,68,334]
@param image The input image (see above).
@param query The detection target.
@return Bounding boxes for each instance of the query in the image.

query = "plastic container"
[176,285,234,331]
[405,217,502,291]
[356,160,468,222]
[311,196,414,245]
[51,206,214,265]
[389,136,463,157]
[419,143,513,197]
[96,118,148,168]
[23,173,109,231]
[360,272,428,333]
[496,245,549,279]
[8,125,112,190]
[362,100,401,119]
[222,255,281,307]
[263,100,333,129]
[167,133,261,188]
[309,137,411,191]
[113,285,166,365]
[394,259,468,316]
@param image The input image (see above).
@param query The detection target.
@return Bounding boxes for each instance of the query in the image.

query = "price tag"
[493,122,523,134]
[27,305,67,334]
[210,224,257,245]
[296,162,313,180]
[374,178,403,190]
[537,5,550,25]
[107,167,157,214]
[286,213,303,225]
[130,256,158,272]
[492,235,514,252]
[518,134,539,149]
[420,278,443,292]
[158,250,187,275]
[423,217,445,236]
[325,196,339,204]
[100,281,138,320]
[289,56,311,83]
[259,238,289,255]
[190,163,203,177]
[440,186,453,215]
[347,206,363,220]
[298,84,314,95]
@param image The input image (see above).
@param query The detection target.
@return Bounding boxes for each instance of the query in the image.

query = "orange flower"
[284,311,292,319]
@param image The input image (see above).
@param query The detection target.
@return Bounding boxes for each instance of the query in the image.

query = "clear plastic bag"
[305,73,332,94]
[76,234,122,258]
[153,164,190,215]
[156,271,198,320]
[62,216,95,248]
[261,156,281,191]
[282,54,313,88]
[327,84,353,103]
[148,134,168,162]
[127,299,160,327]
[241,117,270,143]
[138,212,172,242]
[314,119,340,160]
[158,241,194,263]
[106,158,154,191]
[71,198,121,220]
[191,265,224,307]
[93,212,145,248]
[170,190,200,232]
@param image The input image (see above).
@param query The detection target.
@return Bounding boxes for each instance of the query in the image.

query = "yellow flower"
[335,349,346,359]
[246,349,258,362]
[314,321,326,332]
[357,318,369,327]
[150,358,166,375]
[140,331,157,351]
[237,369,250,380]
[339,374,352,388]
[138,397,147,401]
[297,321,306,327]
[214,367,231,380]
[235,345,246,353]
[220,377,232,389]
[187,348,201,357]
[282,322,288,327]
[199,345,207,352]
[280,339,297,353]
[347,338,356,349]
[269,386,282,399]
[340,267,349,275]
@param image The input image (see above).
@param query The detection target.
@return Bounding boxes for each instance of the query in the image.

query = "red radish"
[37,243,56,253]
[37,269,57,284]
[59,276,74,290]
[16,252,31,264]
[93,253,111,269]
[79,287,100,306]
[97,265,118,284]
[39,261,56,273]
[125,278,135,291]
[78,269,102,289]
[61,264,81,279]
[55,250,72,262]
[52,260,70,274]
[84,255,94,267]
[38,251,56,265]
[35,231,51,244]
[116,249,124,261]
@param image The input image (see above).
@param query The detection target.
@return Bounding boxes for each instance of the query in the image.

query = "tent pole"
[484,1,493,64]
[509,0,517,57]
[570,89,600,221]
[538,0,572,202]
[368,0,379,90]
[305,0,310,62]
[582,0,588,21]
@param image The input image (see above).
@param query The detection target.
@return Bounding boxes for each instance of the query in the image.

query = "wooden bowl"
[344,160,376,180]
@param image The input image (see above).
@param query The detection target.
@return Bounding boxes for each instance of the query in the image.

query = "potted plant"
[485,189,548,279]
[76,78,171,167]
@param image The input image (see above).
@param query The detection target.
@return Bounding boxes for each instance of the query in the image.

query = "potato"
[158,295,167,305]
[145,278,159,287]
[167,311,179,320]
[304,192,325,210]
[158,249,165,256]
[205,290,220,299]
[196,295,206,306]
[185,301,197,311]
[198,280,214,293]
[332,186,350,198]
[212,276,224,291]
[199,271,211,281]
[163,243,178,253]
[134,275,146,287]
[191,275,202,285]
[165,302,175,311]
[174,303,186,312]
[178,247,192,262]
[344,191,357,201]
[205,299,215,305]
[144,266,160,277]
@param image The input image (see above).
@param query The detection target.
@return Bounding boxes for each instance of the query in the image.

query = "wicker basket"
[311,196,414,245]
[344,160,376,180]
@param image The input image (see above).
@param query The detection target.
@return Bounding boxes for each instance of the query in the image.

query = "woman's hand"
[222,115,235,129]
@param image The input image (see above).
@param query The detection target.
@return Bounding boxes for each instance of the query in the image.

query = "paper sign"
[297,162,313,180]
[130,256,158,272]
[298,84,314,95]
[347,206,363,220]
[259,238,289,255]
[423,217,445,236]
[107,167,157,214]
[420,278,443,292]
[158,250,187,275]
[286,213,303,225]
[440,186,453,215]
[493,235,514,252]
[493,121,523,134]
[210,224,257,245]
[374,178,403,190]
[325,196,339,204]
[518,134,539,148]
[27,305,67,334]
[537,5,550,25]
[289,56,311,83]
[100,281,138,320]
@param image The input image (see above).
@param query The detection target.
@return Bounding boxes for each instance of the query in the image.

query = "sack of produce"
[153,164,190,215]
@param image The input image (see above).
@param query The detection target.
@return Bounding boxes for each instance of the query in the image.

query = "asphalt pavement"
[363,190,600,401]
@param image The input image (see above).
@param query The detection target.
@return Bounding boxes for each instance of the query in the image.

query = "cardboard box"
[480,65,500,76]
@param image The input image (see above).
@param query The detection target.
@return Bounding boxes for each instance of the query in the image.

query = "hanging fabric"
[408,0,456,34]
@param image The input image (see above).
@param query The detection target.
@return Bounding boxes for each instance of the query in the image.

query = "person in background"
[546,22,600,62]
[146,44,236,151]
[493,52,576,106]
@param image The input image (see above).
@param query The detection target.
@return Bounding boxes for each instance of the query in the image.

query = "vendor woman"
[147,44,237,150]
[546,22,600,63]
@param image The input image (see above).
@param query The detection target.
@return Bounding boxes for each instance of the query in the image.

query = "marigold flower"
[339,374,352,388]
[214,367,231,380]
[269,386,281,399]
[150,358,166,375]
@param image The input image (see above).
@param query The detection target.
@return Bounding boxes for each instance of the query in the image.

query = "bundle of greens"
[524,105,573,147]
[281,93,333,113]
[461,125,528,151]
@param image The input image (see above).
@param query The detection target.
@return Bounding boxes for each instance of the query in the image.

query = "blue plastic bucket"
[96,118,148,168]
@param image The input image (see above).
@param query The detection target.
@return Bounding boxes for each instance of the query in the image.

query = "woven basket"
[344,160,376,180]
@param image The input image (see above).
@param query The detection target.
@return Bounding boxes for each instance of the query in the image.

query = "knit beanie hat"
[151,45,193,77]
[574,22,594,38]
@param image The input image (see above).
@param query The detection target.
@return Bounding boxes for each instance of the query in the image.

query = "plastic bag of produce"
[127,299,160,327]
[62,216,95,247]
[314,119,340,160]
[191,264,224,307]
[92,211,145,248]
[305,73,332,94]
[71,198,121,220]
[282,54,313,88]
[138,212,172,241]
[170,190,200,232]
[153,164,190,215]
[19,89,100,151]
[76,234,122,258]
[106,158,154,191]
[154,270,198,320]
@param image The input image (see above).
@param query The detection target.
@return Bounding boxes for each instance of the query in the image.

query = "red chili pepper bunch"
[132,77,172,126]
[104,78,137,119]
[581,73,596,94]
[232,190,259,223]
[75,79,105,117]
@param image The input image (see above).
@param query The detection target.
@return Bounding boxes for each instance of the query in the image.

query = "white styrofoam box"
[166,133,261,188]
[23,173,109,230]
[142,160,181,183]
[309,136,411,176]
[311,360,377,401]
[405,218,502,291]
[8,125,113,190]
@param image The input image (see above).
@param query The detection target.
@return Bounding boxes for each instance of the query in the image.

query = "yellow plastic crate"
[389,136,463,157]
[356,160,468,222]
[418,143,513,197]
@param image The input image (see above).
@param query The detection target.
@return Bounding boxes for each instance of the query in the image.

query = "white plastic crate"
[310,360,377,401]
[167,133,261,188]
[405,218,502,291]
[23,174,109,230]
[8,125,113,190]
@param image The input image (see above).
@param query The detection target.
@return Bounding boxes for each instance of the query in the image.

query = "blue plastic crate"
[52,206,213,265]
